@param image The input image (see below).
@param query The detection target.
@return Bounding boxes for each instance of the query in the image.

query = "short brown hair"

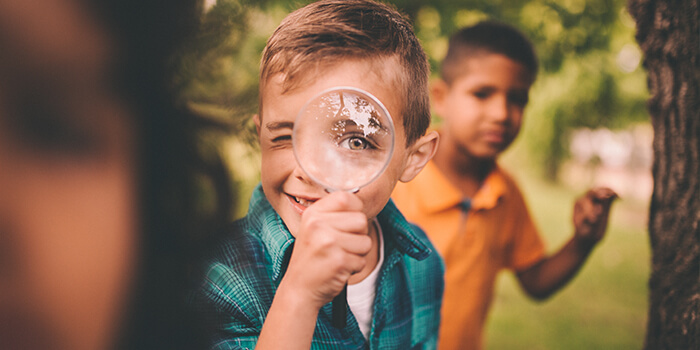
[260,0,430,146]
[442,21,538,85]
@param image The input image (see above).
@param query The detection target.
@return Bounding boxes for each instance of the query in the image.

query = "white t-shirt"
[347,218,384,340]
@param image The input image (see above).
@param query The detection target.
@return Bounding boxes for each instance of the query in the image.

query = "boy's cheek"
[357,178,396,218]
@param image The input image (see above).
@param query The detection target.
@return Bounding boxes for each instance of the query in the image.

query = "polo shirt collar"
[414,161,507,212]
[415,161,463,213]
[471,166,507,210]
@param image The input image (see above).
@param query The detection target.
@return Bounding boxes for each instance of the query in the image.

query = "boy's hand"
[281,191,372,310]
[572,187,618,249]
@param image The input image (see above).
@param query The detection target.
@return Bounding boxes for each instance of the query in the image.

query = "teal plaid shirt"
[194,185,444,349]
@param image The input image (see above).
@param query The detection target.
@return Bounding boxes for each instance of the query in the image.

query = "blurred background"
[177,0,651,348]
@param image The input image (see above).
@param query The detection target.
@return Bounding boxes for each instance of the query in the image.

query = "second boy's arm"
[515,187,617,300]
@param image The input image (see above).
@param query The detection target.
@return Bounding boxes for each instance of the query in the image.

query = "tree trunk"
[627,0,700,348]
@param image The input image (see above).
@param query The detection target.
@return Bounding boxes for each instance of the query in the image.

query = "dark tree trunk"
[627,0,700,349]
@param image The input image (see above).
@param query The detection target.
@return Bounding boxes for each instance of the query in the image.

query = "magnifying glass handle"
[332,284,347,328]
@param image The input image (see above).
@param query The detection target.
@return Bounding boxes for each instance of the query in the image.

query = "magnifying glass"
[293,86,395,328]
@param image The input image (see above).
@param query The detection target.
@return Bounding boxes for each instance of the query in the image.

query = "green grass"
[485,148,650,349]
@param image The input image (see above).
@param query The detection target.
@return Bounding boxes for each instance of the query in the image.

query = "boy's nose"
[292,164,314,185]
[488,95,510,123]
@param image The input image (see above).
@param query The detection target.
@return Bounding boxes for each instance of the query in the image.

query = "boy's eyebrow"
[266,121,294,131]
[334,116,391,134]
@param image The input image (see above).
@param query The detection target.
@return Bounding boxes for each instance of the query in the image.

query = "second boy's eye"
[472,89,492,100]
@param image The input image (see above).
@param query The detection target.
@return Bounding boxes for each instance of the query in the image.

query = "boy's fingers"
[577,197,596,220]
[303,211,368,235]
[572,188,617,243]
[573,200,586,227]
[340,254,367,276]
[589,187,619,205]
[313,191,363,212]
[337,234,373,256]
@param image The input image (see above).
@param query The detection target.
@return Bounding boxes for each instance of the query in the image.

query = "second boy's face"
[434,53,533,161]
[257,60,415,235]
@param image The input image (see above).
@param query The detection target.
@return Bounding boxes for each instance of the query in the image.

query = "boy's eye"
[338,135,376,151]
[472,90,491,100]
[271,135,291,143]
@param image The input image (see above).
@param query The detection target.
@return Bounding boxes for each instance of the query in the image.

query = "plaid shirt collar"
[247,185,433,283]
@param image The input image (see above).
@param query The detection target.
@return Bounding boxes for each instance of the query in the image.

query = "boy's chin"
[471,152,499,162]
[473,145,506,161]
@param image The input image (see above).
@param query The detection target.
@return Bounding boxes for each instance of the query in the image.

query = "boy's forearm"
[516,236,596,300]
[256,282,320,350]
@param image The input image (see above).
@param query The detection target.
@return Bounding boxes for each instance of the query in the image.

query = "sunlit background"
[180,1,651,348]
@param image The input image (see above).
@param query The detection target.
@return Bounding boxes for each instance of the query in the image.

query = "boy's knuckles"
[352,262,367,275]
[357,236,372,254]
[328,256,352,278]
[345,214,369,232]
[301,215,329,232]
[329,191,363,210]
[312,232,339,250]
[343,255,366,274]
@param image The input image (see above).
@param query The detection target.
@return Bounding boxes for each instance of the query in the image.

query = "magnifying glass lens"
[293,87,395,192]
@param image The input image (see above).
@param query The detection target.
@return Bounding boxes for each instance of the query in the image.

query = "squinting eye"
[271,135,291,143]
[340,136,371,150]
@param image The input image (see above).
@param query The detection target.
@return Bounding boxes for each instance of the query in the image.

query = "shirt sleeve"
[191,231,274,350]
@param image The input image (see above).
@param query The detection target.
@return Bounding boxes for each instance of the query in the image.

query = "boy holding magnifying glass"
[193,0,442,349]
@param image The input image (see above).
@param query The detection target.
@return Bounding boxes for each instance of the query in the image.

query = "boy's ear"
[399,131,439,183]
[430,79,449,116]
[253,114,261,136]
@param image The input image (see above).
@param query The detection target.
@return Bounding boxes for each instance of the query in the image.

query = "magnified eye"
[338,134,376,151]
[346,136,368,150]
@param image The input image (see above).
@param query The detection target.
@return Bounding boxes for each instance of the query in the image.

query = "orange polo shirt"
[392,161,545,350]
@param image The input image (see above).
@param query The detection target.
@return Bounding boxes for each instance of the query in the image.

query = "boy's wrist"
[572,233,598,254]
[276,278,326,313]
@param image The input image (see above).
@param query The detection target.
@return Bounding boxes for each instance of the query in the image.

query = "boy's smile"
[257,59,420,236]
[433,53,533,161]
[287,193,318,214]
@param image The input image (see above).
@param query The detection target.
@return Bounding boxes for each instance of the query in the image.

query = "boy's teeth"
[294,196,313,206]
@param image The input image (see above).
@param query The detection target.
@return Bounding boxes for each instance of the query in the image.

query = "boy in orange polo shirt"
[392,21,618,350]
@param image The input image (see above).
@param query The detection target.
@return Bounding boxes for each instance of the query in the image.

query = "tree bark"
[627,0,700,349]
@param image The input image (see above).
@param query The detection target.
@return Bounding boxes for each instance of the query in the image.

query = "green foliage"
[173,0,272,144]
[177,0,649,181]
